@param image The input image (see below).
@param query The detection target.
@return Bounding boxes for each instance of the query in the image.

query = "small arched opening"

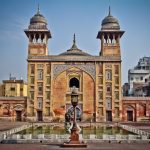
[126,105,135,122]
[69,77,79,88]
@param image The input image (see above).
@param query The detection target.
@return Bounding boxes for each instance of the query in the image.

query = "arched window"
[38,69,43,80]
[106,98,112,109]
[106,83,112,95]
[37,97,43,109]
[69,77,79,88]
[106,70,112,80]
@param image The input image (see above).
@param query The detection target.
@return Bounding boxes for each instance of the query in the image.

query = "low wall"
[118,124,150,138]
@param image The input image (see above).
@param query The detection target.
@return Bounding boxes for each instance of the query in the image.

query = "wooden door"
[127,111,133,121]
[37,111,43,121]
[106,111,112,121]
[16,111,22,121]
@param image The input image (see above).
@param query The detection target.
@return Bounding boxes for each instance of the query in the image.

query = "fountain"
[62,87,87,148]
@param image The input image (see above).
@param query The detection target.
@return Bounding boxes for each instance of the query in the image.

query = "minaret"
[25,6,52,122]
[96,8,125,122]
[97,7,124,56]
[24,6,51,56]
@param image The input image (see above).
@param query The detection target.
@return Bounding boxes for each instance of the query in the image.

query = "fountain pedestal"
[62,87,87,148]
[62,125,87,148]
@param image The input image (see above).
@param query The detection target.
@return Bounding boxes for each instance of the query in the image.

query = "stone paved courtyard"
[0,121,150,149]
[0,143,150,150]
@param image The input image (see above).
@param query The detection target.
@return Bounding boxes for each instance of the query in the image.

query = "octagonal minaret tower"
[97,7,124,56]
[24,6,51,56]
[24,6,52,121]
[96,8,125,122]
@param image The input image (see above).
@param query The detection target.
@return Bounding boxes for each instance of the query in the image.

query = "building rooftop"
[123,96,150,101]
[131,57,150,70]
[128,69,150,74]
[0,96,27,101]
[2,75,27,84]
[28,55,121,62]
[59,34,91,56]
[2,80,27,84]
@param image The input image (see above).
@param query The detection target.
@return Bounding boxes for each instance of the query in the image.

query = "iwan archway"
[52,67,95,121]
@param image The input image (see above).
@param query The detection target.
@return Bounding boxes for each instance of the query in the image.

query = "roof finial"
[108,6,111,16]
[37,3,40,14]
[73,33,76,44]
[70,33,78,49]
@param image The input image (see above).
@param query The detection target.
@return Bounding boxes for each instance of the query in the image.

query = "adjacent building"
[122,97,150,122]
[133,74,150,97]
[0,76,27,97]
[0,96,27,121]
[122,83,130,96]
[0,76,27,121]
[128,57,150,96]
[122,56,150,122]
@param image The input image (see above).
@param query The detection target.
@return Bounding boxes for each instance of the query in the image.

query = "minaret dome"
[24,5,51,56]
[101,7,120,30]
[28,5,48,30]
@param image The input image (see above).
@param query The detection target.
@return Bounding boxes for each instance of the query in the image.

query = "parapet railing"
[0,123,37,141]
[118,123,150,138]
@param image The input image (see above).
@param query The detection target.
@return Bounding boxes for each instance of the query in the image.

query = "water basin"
[12,124,136,140]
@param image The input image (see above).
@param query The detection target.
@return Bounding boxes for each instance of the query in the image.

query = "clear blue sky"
[0,0,150,84]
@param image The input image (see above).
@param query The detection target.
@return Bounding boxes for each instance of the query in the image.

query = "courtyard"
[0,121,150,149]
[0,143,150,150]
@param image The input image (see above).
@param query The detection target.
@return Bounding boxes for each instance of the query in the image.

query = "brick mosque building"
[24,7,123,122]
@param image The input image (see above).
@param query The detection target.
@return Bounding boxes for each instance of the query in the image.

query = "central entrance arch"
[69,77,79,88]
[53,67,95,121]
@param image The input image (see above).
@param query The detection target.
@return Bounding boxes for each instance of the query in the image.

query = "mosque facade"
[25,7,124,122]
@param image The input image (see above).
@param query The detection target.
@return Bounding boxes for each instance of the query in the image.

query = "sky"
[0,0,150,84]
